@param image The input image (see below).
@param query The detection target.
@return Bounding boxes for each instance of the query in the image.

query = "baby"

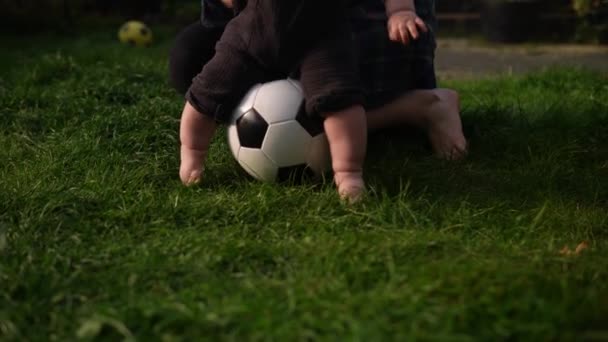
[178,0,430,202]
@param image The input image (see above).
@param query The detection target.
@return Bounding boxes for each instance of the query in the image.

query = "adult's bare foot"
[425,89,468,160]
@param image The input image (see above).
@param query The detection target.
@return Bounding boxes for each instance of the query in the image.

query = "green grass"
[1,31,608,341]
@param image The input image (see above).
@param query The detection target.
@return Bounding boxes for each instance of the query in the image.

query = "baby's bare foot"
[179,102,217,186]
[426,89,468,160]
[180,146,206,185]
[335,171,365,204]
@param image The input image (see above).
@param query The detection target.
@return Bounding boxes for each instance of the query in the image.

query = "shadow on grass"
[364,109,607,208]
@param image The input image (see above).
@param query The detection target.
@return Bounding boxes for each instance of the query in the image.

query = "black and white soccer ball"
[228,79,331,182]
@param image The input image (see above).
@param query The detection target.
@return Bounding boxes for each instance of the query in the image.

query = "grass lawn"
[1,30,607,341]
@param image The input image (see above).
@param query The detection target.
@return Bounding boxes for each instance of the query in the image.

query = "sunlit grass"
[1,31,607,340]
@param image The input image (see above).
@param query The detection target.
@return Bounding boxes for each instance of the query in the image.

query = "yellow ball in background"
[118,21,153,47]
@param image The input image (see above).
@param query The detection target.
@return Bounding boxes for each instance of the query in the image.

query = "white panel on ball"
[306,133,331,175]
[227,124,240,159]
[238,147,278,181]
[239,158,262,180]
[262,121,312,167]
[232,83,262,123]
[253,80,303,124]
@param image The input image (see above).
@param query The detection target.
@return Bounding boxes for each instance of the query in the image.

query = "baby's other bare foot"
[180,146,206,185]
[179,101,218,186]
[334,171,365,204]
[426,89,468,160]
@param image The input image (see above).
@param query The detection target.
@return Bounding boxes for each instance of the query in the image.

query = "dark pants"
[170,4,439,118]
[169,22,224,96]
[181,0,362,123]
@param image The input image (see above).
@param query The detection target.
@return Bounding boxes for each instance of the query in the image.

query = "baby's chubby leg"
[323,106,367,203]
[179,102,217,185]
[299,22,368,202]
[179,8,271,185]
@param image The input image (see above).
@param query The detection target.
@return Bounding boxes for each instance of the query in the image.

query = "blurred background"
[0,0,606,44]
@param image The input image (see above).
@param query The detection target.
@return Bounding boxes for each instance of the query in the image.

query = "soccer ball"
[118,21,153,47]
[228,79,331,182]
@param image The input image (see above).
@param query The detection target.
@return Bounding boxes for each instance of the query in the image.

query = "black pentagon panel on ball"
[277,164,316,183]
[140,27,149,36]
[295,103,325,137]
[236,109,269,149]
